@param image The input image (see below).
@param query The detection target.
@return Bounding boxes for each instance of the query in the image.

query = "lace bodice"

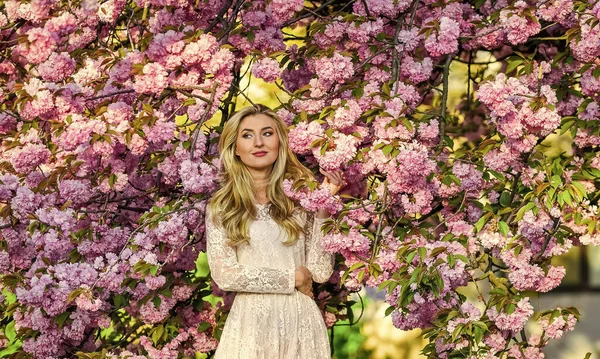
[205,203,334,294]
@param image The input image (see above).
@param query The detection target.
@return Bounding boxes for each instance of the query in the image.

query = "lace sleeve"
[205,208,295,294]
[305,212,334,283]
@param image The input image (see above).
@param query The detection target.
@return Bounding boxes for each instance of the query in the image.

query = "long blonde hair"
[207,104,315,246]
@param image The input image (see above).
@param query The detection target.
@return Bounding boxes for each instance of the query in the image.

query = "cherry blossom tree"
[1,0,599,358]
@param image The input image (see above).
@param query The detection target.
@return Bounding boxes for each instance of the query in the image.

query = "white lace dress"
[205,203,334,359]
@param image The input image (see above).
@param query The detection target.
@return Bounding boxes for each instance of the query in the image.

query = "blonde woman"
[205,104,343,358]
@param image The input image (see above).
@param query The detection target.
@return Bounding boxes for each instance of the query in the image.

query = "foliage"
[1,0,600,358]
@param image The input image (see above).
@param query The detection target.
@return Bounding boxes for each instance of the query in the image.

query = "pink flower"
[267,0,304,24]
[0,250,10,274]
[321,228,370,256]
[145,120,176,143]
[570,16,600,62]
[179,159,218,194]
[97,0,125,23]
[281,65,313,92]
[508,265,545,291]
[328,99,362,130]
[479,230,509,249]
[312,132,359,171]
[37,52,76,82]
[535,265,565,292]
[59,179,92,205]
[397,28,422,52]
[21,27,57,64]
[580,68,600,96]
[484,332,507,352]
[288,121,324,155]
[453,162,484,192]
[146,30,185,69]
[252,58,281,83]
[139,295,177,324]
[401,56,433,83]
[132,63,168,94]
[537,0,574,23]
[145,275,166,290]
[489,297,534,332]
[75,295,103,311]
[314,53,354,87]
[424,17,460,57]
[9,143,50,174]
[353,0,411,18]
[0,113,17,134]
[44,12,78,36]
[242,11,267,27]
[417,119,439,145]
[499,2,541,45]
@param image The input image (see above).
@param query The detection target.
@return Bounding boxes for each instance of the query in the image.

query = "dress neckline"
[254,202,271,221]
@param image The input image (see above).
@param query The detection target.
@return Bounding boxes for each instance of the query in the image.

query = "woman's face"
[235,114,280,174]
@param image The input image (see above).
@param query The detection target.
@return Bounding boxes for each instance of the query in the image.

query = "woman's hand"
[295,266,314,299]
[320,169,345,196]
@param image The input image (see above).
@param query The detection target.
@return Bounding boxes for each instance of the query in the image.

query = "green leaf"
[418,247,427,261]
[382,82,391,96]
[114,294,126,308]
[197,321,211,332]
[499,191,511,207]
[152,296,162,309]
[505,57,523,74]
[5,320,16,342]
[515,202,536,222]
[506,303,516,314]
[341,262,365,283]
[382,144,394,156]
[447,254,455,268]
[474,326,483,343]
[143,103,154,114]
[150,265,159,276]
[489,287,506,296]
[571,181,588,199]
[151,324,164,344]
[562,189,573,207]
[474,212,493,233]
[498,221,510,237]
[56,312,71,329]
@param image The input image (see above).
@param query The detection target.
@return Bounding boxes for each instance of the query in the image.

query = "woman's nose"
[254,136,264,146]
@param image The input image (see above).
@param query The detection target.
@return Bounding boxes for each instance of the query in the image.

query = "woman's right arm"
[205,207,296,294]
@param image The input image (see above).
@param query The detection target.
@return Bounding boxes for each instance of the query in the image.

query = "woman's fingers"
[320,168,346,195]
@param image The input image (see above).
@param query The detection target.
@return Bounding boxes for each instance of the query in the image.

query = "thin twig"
[205,0,233,34]
[191,82,219,160]
[282,0,339,27]
[437,54,454,148]
[86,89,135,101]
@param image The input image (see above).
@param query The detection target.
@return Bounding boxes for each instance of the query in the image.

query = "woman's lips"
[253,151,267,157]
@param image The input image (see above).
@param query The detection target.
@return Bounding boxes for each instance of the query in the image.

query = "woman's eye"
[242,133,252,139]
[264,131,273,136]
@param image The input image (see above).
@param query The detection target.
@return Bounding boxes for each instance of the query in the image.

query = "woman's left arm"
[305,168,343,282]
[305,212,334,283]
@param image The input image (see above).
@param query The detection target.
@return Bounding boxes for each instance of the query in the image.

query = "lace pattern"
[205,204,334,359]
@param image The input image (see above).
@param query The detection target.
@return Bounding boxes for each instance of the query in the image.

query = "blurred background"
[201,42,600,358]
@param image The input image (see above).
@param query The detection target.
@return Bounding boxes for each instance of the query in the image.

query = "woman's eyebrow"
[241,126,274,132]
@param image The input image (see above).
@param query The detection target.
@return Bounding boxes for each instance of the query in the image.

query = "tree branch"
[205,0,233,34]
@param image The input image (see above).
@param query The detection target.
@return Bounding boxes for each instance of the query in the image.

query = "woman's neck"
[252,172,270,203]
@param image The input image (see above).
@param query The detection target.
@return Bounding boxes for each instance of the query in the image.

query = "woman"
[205,104,343,359]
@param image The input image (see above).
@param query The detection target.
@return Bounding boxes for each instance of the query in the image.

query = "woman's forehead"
[238,114,276,131]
